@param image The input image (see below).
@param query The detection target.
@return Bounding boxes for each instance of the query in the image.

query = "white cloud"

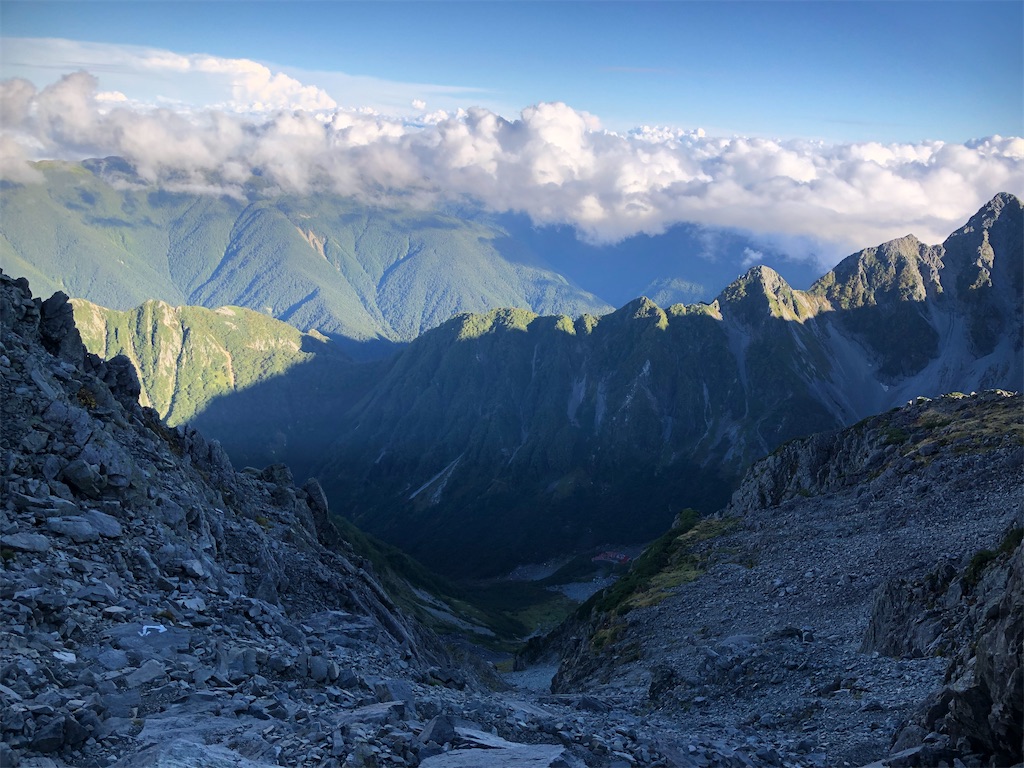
[96,90,128,103]
[412,99,427,111]
[741,247,765,267]
[2,38,338,114]
[189,55,337,112]
[1,66,1021,263]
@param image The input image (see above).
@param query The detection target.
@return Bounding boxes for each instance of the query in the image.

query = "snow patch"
[408,453,464,502]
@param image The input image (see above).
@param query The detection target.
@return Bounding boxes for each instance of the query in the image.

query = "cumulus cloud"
[741,248,765,267]
[188,55,337,112]
[1,68,1021,261]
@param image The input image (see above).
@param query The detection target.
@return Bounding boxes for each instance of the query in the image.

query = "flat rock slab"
[45,516,100,543]
[124,658,167,688]
[420,741,578,768]
[1,532,51,552]
[84,509,123,537]
[112,737,273,767]
[334,700,406,727]
[110,624,194,657]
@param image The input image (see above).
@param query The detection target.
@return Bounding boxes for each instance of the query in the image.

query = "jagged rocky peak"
[810,192,1023,312]
[810,233,944,309]
[606,295,669,327]
[951,190,1020,236]
[718,263,814,322]
[942,191,1023,297]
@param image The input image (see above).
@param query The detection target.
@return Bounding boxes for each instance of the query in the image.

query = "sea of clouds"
[1,48,1022,254]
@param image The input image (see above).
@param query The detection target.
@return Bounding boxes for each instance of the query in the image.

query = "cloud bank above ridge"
[2,55,1022,262]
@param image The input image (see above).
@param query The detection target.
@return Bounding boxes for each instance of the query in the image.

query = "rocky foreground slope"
[534,390,1022,767]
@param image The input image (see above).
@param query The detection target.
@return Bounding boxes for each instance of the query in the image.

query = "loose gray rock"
[1,532,51,552]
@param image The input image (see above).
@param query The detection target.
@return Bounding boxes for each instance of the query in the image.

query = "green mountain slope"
[1,160,612,357]
[71,299,374,477]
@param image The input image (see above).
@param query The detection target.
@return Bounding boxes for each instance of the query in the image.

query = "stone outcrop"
[870,533,1023,767]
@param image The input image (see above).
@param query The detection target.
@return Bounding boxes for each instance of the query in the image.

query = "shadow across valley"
[188,340,388,481]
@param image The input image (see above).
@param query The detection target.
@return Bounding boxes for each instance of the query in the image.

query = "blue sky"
[0,1,1022,256]
[2,0,1021,142]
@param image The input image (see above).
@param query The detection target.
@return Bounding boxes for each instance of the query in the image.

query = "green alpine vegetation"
[1,158,612,358]
[71,298,376,477]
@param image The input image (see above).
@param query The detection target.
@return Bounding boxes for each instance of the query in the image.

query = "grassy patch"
[963,527,1023,589]
[578,510,739,618]
[882,426,910,445]
[911,398,1023,458]
[998,527,1024,555]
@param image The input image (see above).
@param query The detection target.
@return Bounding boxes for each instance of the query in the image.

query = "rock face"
[535,390,1022,768]
[870,533,1023,766]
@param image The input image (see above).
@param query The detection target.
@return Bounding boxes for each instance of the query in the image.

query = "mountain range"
[63,191,1023,577]
[316,193,1021,575]
[0,158,821,360]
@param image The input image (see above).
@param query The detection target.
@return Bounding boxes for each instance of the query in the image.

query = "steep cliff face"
[864,532,1023,766]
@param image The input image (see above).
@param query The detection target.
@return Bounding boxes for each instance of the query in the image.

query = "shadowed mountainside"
[67,194,1022,578]
[317,193,1022,576]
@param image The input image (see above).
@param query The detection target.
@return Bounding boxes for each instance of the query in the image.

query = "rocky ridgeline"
[541,391,1022,768]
